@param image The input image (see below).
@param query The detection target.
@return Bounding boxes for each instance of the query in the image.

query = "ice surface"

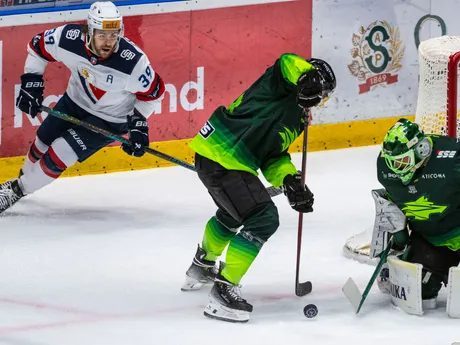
[0,145,458,345]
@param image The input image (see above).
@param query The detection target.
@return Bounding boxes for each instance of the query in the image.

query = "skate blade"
[376,279,391,294]
[181,275,212,292]
[203,299,250,323]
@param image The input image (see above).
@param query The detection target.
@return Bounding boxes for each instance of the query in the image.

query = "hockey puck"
[303,304,318,318]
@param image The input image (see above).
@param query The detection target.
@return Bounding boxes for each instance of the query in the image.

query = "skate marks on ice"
[0,281,364,335]
[0,198,201,237]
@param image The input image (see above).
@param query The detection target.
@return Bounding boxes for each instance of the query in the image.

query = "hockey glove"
[16,73,44,118]
[121,111,149,158]
[307,58,337,99]
[369,188,408,258]
[296,69,323,110]
[283,173,314,213]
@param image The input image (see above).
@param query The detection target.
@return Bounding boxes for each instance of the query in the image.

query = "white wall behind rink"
[312,0,460,125]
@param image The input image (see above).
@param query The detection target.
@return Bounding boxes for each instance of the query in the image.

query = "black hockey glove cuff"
[16,73,44,118]
[283,174,314,213]
[297,69,323,110]
[122,110,149,158]
[307,58,337,99]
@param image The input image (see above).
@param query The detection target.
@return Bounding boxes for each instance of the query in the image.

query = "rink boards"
[1,0,456,180]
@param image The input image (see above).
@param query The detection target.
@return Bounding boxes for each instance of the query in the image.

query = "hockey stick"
[342,236,393,313]
[295,110,313,297]
[40,106,283,197]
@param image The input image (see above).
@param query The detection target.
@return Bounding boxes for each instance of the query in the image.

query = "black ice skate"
[0,179,24,214]
[204,272,253,323]
[377,263,391,294]
[181,244,218,292]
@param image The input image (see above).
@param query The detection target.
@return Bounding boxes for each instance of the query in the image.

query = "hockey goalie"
[345,118,460,317]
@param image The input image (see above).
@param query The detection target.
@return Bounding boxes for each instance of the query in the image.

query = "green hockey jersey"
[378,135,460,251]
[189,53,315,188]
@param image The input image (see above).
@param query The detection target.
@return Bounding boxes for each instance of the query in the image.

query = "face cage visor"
[383,149,416,175]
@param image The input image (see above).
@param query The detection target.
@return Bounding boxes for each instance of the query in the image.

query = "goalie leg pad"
[405,232,460,300]
[387,255,424,315]
[447,266,460,318]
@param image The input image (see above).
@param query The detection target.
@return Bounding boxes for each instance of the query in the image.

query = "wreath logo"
[348,21,405,94]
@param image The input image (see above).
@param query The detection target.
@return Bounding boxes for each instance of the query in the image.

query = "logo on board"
[348,21,405,94]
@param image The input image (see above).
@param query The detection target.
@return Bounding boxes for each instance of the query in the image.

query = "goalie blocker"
[343,189,409,265]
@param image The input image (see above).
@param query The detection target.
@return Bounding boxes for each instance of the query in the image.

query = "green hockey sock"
[202,216,235,261]
[222,233,262,284]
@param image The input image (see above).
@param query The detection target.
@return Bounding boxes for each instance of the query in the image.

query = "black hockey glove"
[297,58,337,111]
[307,58,337,99]
[121,111,149,158]
[16,73,44,118]
[283,173,314,213]
[296,69,323,110]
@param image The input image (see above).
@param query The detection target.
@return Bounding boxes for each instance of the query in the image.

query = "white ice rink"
[1,145,459,345]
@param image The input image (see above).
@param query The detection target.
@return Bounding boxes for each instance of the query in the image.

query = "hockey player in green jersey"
[371,118,460,313]
[181,53,336,323]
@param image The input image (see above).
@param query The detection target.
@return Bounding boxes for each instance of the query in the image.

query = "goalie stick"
[295,110,312,296]
[342,236,393,313]
[40,106,284,198]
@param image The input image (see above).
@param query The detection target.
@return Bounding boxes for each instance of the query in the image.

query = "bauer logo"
[348,21,405,94]
[199,121,214,139]
[68,129,87,151]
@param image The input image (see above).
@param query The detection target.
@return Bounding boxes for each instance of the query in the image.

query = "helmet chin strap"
[85,35,99,56]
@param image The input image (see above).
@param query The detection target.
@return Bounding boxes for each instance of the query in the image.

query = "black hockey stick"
[295,110,313,296]
[40,106,284,198]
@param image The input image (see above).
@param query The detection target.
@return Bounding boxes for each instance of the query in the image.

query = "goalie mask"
[382,118,432,184]
[86,1,123,54]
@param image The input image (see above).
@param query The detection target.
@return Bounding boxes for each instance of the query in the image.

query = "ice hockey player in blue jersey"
[0,1,165,213]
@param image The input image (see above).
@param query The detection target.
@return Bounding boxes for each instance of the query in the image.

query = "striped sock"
[222,232,262,284]
[202,216,236,261]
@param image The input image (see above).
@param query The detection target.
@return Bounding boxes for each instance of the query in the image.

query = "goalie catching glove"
[283,173,314,213]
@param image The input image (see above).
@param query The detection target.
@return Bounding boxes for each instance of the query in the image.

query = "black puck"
[303,304,318,318]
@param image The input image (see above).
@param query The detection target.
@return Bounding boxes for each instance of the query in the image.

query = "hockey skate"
[377,263,391,293]
[0,179,24,214]
[181,245,218,292]
[204,272,253,323]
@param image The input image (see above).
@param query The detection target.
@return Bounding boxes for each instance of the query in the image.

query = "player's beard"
[96,43,115,59]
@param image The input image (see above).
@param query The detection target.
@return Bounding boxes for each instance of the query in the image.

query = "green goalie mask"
[382,118,432,184]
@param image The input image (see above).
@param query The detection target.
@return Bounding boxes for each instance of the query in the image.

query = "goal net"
[343,36,460,264]
[416,36,460,137]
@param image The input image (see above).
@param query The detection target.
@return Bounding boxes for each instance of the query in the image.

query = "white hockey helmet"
[87,1,123,38]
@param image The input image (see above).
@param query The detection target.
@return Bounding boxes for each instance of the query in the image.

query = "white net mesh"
[416,36,460,137]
